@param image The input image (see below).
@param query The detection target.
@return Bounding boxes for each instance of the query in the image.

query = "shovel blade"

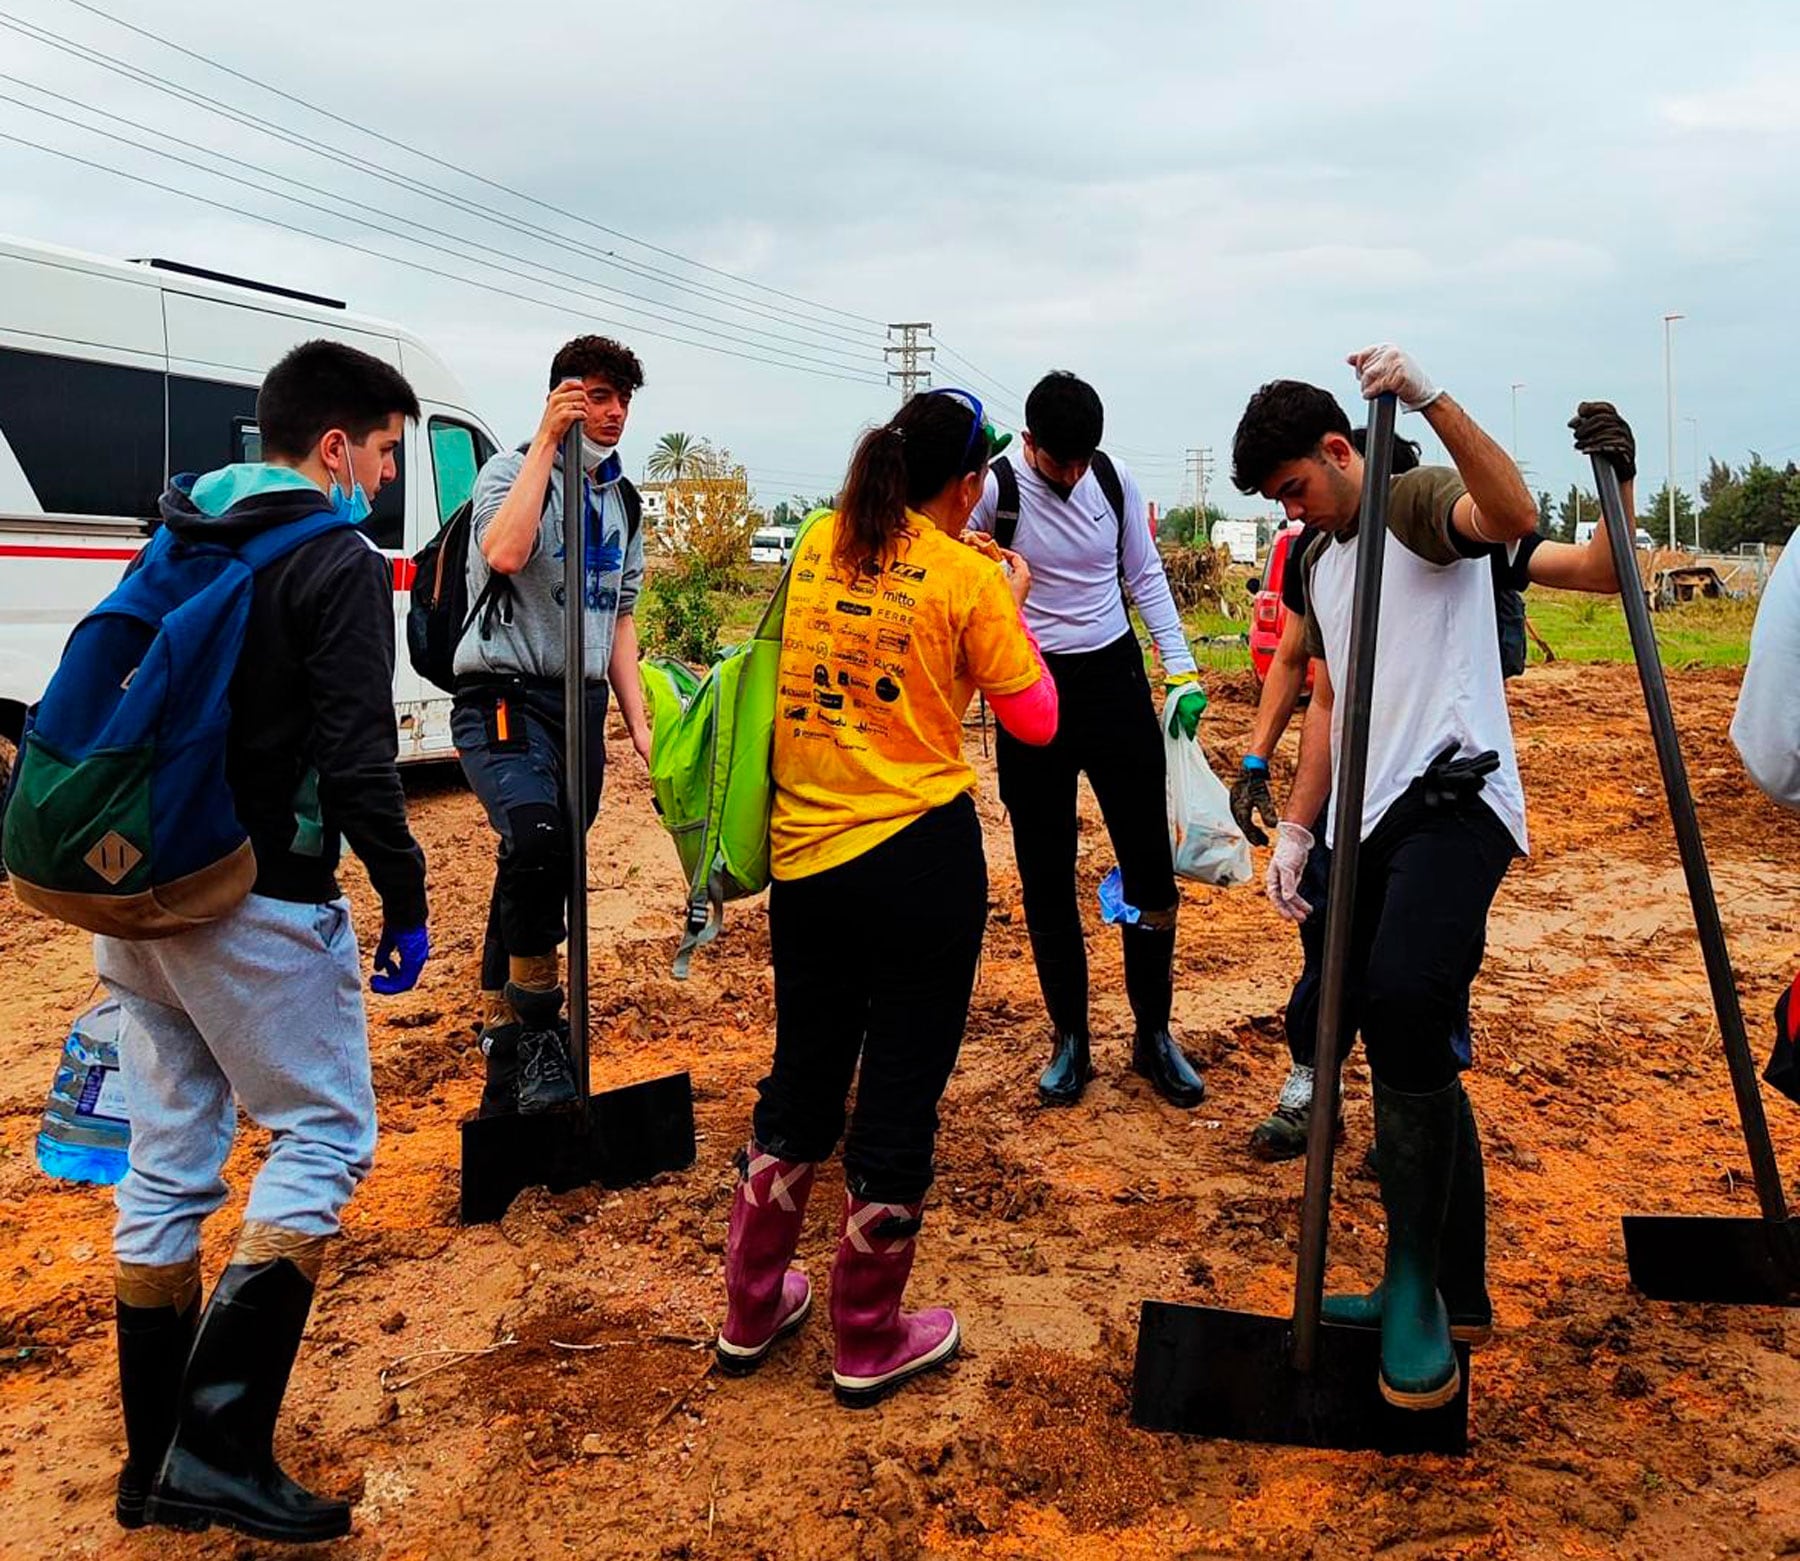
[459,1072,695,1225]
[1130,1300,1471,1455]
[1622,1215,1800,1305]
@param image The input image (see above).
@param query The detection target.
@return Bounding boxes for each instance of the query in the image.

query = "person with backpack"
[79,340,428,1541]
[1230,349,1630,1411]
[452,335,649,1118]
[1232,409,1634,1161]
[964,371,1208,1110]
[716,388,1057,1404]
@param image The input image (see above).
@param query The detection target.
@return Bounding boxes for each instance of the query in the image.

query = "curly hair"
[549,334,646,393]
[1230,379,1352,493]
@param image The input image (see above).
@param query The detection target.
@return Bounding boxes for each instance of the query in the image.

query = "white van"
[749,525,797,566]
[0,235,501,770]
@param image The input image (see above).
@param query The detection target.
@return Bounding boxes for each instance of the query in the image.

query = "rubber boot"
[1366,1079,1461,1410]
[1036,1030,1091,1106]
[716,1146,817,1374]
[146,1257,351,1543]
[114,1268,199,1529]
[1026,919,1089,1060]
[506,980,578,1115]
[829,1195,959,1407]
[1322,1084,1493,1343]
[476,989,520,1120]
[1122,918,1206,1108]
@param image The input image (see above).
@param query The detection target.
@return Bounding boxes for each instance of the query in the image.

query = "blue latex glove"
[370,924,430,995]
[1164,681,1208,741]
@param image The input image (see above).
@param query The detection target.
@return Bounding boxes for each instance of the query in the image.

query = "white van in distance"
[749,525,797,566]
[0,235,501,774]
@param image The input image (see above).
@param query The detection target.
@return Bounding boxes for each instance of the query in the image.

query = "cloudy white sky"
[2,0,1796,517]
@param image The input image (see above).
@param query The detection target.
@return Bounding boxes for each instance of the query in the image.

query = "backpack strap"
[991,457,1021,551]
[234,509,356,572]
[1090,449,1130,598]
[619,477,642,545]
[755,508,829,642]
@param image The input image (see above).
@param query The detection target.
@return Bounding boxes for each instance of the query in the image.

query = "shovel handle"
[1292,392,1398,1371]
[562,422,592,1114]
[1591,460,1787,1224]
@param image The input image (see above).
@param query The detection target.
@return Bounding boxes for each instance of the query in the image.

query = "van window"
[429,417,495,525]
[227,415,404,552]
[0,345,163,518]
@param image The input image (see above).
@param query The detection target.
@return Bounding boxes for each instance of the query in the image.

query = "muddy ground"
[3,662,1800,1560]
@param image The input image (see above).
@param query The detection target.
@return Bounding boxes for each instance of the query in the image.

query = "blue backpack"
[2,509,353,938]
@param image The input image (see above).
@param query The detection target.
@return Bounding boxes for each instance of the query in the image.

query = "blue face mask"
[326,436,372,526]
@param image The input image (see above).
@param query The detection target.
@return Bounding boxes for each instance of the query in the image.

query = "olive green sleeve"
[1385,466,1468,566]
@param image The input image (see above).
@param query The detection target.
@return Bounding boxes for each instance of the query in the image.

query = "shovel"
[1131,393,1470,1452]
[1590,457,1800,1303]
[459,421,696,1226]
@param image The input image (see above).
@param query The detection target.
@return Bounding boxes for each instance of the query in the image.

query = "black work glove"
[1231,760,1279,847]
[1569,400,1636,481]
[1419,743,1501,810]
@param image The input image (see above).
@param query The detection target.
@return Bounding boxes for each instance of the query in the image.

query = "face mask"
[325,436,371,526]
[580,434,616,474]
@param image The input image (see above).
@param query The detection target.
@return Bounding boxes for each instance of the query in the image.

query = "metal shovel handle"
[1292,392,1398,1370]
[1590,458,1787,1224]
[562,421,592,1115]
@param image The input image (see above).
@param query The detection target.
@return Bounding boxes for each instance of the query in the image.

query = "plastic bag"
[1166,730,1252,887]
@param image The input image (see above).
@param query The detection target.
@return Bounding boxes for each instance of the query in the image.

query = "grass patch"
[1524,589,1755,669]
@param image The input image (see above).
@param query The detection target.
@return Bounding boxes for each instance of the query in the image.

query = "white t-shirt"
[1301,467,1529,855]
[1732,530,1800,810]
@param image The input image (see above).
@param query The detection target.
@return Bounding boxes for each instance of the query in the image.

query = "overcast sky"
[2,0,1796,518]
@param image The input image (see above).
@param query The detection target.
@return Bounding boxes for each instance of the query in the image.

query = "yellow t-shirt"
[771,510,1040,879]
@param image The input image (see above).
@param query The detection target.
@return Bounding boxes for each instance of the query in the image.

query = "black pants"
[995,630,1177,1038]
[452,681,609,990]
[753,794,986,1204]
[1319,788,1516,1093]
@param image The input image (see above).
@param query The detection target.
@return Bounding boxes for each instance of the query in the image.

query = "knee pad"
[502,801,567,874]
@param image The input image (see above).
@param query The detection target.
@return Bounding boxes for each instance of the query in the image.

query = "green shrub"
[643,563,724,666]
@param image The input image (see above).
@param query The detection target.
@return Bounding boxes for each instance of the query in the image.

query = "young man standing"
[453,336,650,1116]
[96,340,430,1540]
[967,371,1209,1109]
[1231,348,1629,1410]
[1232,412,1633,1159]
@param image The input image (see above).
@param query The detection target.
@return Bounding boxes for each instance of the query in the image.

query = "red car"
[1246,522,1314,691]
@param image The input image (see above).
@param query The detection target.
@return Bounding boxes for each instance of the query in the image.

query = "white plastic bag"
[1166,730,1253,887]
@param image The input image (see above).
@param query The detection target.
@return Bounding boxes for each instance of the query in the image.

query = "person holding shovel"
[1230,351,1631,1410]
[453,336,651,1118]
[716,388,1057,1403]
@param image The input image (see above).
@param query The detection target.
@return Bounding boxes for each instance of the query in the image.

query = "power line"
[0,79,882,377]
[0,8,885,354]
[51,0,887,331]
[0,128,889,388]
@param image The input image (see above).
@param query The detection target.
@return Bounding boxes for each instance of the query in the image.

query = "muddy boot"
[1249,1063,1348,1161]
[506,980,578,1115]
[147,1237,351,1543]
[1366,1080,1461,1410]
[1123,915,1205,1108]
[1036,1030,1091,1106]
[114,1259,200,1529]
[1323,1084,1492,1343]
[829,1195,959,1407]
[716,1146,817,1374]
[475,989,520,1119]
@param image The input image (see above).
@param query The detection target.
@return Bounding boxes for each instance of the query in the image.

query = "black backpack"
[990,451,1130,601]
[1490,552,1527,679]
[406,453,640,694]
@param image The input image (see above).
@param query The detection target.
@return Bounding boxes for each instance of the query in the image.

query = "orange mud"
[2,662,1799,1559]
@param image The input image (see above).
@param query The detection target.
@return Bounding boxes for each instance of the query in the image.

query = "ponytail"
[833,392,990,577]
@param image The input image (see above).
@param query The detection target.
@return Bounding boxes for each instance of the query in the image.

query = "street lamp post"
[1684,415,1700,550]
[1663,312,1684,551]
[1510,382,1525,460]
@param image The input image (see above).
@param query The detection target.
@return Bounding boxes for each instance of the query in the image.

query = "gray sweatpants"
[95,894,377,1267]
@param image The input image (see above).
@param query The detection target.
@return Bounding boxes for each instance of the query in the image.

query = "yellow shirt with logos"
[771,510,1040,879]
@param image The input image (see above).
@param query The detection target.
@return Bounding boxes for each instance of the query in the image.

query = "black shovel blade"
[1622,1214,1800,1305]
[1130,1301,1471,1455]
[459,1072,695,1226]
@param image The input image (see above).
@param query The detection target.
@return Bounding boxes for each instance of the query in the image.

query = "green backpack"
[641,512,824,977]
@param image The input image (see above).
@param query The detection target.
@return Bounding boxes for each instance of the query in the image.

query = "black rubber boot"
[1036,1030,1091,1106]
[1369,1080,1461,1410]
[476,1022,522,1119]
[1123,919,1205,1107]
[1322,1084,1493,1342]
[115,1296,198,1529]
[1026,921,1089,1050]
[146,1259,351,1543]
[505,982,578,1115]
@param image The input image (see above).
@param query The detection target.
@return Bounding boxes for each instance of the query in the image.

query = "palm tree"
[647,432,698,482]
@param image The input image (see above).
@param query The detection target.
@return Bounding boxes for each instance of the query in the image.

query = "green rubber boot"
[1367,1079,1461,1410]
[1323,1084,1493,1344]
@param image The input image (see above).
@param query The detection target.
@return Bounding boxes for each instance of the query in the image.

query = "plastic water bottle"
[36,998,131,1186]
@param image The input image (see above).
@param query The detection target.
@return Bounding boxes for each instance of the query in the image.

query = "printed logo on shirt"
[876,629,912,656]
[875,677,902,704]
[846,572,878,599]
[881,588,916,609]
[798,568,816,582]
[836,670,870,691]
[813,664,831,686]
[836,600,874,618]
[815,690,845,710]
[889,561,927,583]
[784,705,809,722]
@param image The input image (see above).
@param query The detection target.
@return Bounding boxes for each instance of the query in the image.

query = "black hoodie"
[157,468,427,930]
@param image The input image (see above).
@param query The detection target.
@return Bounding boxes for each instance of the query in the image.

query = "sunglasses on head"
[926,386,1012,461]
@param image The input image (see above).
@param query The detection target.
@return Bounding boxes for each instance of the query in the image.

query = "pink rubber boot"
[715,1146,816,1373]
[829,1195,960,1407]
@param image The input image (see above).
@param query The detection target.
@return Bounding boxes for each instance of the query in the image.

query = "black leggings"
[995,630,1177,1036]
[753,794,987,1204]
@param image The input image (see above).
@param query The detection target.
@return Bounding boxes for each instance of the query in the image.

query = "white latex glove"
[1265,820,1316,922]
[1347,343,1442,413]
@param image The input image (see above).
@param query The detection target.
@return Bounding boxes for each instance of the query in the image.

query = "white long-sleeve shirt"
[1732,533,1800,810]
[967,455,1197,678]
